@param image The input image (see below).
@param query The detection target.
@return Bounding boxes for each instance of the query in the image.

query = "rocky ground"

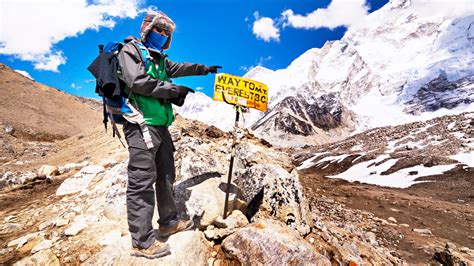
[295,112,474,264]
[0,113,472,265]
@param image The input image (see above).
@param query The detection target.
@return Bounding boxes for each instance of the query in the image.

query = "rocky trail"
[0,113,472,265]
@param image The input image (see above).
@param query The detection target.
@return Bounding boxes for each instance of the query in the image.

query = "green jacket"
[118,36,209,126]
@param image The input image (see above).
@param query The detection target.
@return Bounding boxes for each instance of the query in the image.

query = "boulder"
[175,138,228,182]
[64,219,88,236]
[58,162,88,175]
[18,172,37,184]
[234,164,311,235]
[204,210,249,240]
[37,165,58,179]
[235,142,293,172]
[175,177,246,227]
[205,126,224,138]
[222,219,330,265]
[214,210,249,229]
[1,172,16,187]
[56,165,104,196]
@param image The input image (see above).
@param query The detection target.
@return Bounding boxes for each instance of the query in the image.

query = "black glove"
[205,65,222,74]
[170,85,195,107]
[176,85,195,95]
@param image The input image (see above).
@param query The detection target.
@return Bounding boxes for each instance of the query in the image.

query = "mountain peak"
[386,0,412,10]
[243,66,274,79]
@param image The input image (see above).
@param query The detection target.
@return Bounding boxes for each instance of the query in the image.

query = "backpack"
[88,39,153,148]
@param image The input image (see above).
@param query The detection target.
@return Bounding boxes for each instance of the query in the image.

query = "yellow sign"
[213,73,268,112]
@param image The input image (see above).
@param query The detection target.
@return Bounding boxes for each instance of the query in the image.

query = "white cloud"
[281,0,369,29]
[195,86,204,91]
[0,0,143,72]
[14,69,34,80]
[71,83,82,89]
[252,11,280,42]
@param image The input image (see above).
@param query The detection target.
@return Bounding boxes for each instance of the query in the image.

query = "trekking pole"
[221,91,244,219]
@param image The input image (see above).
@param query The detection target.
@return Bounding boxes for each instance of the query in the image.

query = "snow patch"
[449,152,474,167]
[315,154,352,165]
[296,152,329,170]
[14,70,34,80]
[328,155,456,188]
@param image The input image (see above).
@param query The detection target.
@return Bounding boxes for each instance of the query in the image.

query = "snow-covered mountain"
[177,0,474,146]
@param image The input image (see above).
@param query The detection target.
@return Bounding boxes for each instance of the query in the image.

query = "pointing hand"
[206,65,222,74]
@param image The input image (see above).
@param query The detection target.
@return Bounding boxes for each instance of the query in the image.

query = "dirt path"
[300,168,474,264]
[0,174,70,264]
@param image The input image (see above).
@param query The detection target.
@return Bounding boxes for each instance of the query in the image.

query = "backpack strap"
[132,41,152,68]
[121,99,154,149]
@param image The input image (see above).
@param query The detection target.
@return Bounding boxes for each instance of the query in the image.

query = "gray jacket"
[118,36,208,99]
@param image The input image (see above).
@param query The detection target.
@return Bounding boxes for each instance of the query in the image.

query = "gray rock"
[58,162,86,175]
[387,217,397,223]
[213,210,249,229]
[205,125,224,138]
[55,218,69,227]
[31,240,53,253]
[175,177,245,227]
[175,138,228,182]
[64,220,88,236]
[413,228,432,235]
[38,219,55,231]
[222,219,330,265]
[234,164,311,235]
[4,123,15,135]
[18,171,37,184]
[56,165,104,196]
[37,165,58,179]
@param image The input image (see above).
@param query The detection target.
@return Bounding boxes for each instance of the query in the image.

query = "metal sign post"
[222,104,242,219]
[212,73,268,219]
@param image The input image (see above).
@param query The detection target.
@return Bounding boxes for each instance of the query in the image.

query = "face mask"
[144,31,168,51]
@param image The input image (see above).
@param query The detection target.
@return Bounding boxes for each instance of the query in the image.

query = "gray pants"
[124,122,178,249]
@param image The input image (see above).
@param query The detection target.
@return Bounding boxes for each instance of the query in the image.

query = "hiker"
[117,10,221,259]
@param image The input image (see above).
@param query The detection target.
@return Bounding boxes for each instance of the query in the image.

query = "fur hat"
[140,11,176,50]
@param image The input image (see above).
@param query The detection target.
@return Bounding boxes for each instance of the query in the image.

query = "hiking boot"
[158,219,194,238]
[130,240,171,259]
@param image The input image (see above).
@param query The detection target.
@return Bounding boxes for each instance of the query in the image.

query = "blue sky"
[0,0,388,99]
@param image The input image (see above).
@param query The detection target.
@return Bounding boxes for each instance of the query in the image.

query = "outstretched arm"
[166,58,221,78]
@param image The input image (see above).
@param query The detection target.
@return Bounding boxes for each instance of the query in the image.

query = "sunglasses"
[153,27,171,36]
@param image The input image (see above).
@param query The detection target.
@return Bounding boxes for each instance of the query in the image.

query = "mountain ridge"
[177,0,474,147]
